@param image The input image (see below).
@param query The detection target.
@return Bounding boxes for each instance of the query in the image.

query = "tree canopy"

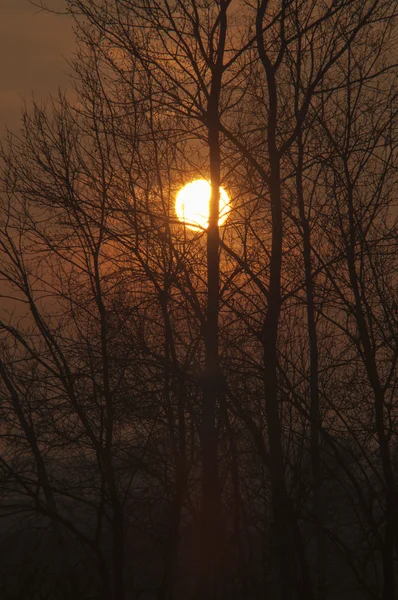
[0,1,398,599]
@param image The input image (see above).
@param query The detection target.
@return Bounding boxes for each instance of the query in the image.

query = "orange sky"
[0,0,75,134]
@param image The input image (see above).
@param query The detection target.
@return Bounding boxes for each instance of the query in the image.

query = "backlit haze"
[0,0,74,134]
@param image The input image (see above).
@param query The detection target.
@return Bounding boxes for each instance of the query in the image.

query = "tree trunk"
[197,5,228,597]
[344,179,395,600]
[296,132,325,600]
[262,162,295,600]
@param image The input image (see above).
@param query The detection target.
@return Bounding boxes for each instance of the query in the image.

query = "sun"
[175,179,231,231]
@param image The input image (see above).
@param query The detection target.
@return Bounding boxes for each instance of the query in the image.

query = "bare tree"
[1,1,398,600]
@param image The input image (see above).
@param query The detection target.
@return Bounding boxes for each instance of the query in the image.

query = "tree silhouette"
[0,1,398,599]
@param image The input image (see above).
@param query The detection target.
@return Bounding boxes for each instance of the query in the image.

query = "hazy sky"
[0,0,75,134]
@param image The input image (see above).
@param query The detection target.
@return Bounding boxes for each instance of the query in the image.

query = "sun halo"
[175,179,230,231]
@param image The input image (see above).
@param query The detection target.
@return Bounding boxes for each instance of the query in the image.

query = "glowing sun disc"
[175,179,231,231]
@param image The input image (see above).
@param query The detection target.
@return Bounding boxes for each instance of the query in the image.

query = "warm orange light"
[175,179,231,231]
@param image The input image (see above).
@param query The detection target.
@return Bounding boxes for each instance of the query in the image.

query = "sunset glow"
[175,179,231,231]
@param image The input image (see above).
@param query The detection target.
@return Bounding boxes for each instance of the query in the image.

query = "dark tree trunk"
[262,161,295,600]
[344,177,395,600]
[197,4,228,598]
[256,1,296,592]
[296,131,325,600]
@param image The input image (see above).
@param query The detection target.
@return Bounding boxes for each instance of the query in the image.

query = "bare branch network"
[0,1,398,599]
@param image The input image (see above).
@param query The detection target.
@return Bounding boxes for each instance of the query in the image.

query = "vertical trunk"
[198,114,224,600]
[197,5,228,598]
[158,291,187,600]
[256,2,295,589]
[351,297,395,600]
[158,483,185,600]
[98,554,113,600]
[94,250,125,600]
[101,455,125,600]
[296,133,325,599]
[112,502,125,600]
[344,179,395,600]
[220,392,248,594]
[262,162,295,600]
